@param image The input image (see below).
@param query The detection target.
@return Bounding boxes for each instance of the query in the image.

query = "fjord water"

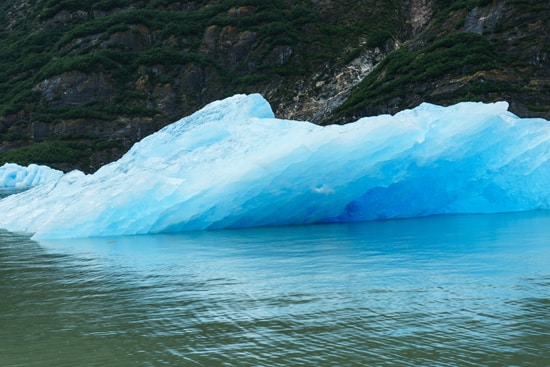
[1,212,549,367]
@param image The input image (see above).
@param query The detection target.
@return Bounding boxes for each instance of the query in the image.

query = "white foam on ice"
[0,94,548,239]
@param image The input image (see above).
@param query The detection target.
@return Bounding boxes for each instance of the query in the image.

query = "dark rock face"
[0,0,548,172]
[34,71,116,106]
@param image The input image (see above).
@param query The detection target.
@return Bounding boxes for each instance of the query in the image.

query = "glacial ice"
[0,163,64,192]
[0,93,549,239]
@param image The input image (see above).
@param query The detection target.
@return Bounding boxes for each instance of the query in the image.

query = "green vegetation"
[0,0,402,123]
[0,136,129,172]
[332,32,514,119]
[0,140,90,167]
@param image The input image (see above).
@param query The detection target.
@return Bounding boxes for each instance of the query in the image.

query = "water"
[1,212,549,366]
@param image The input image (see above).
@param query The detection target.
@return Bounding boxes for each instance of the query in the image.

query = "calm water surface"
[1,212,549,366]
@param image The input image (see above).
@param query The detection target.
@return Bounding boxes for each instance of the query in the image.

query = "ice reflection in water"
[1,211,549,366]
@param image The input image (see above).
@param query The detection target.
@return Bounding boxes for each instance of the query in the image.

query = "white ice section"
[0,163,64,191]
[0,93,549,239]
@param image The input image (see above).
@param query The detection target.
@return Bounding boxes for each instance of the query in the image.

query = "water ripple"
[1,212,550,366]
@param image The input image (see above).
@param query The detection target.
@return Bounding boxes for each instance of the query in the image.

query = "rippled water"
[1,212,549,366]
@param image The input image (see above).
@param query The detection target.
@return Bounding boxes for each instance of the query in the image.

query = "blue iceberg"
[0,163,64,195]
[0,93,549,239]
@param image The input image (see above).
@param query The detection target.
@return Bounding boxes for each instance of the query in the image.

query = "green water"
[1,212,549,366]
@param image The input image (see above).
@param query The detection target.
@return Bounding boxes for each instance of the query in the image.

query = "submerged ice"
[0,93,549,239]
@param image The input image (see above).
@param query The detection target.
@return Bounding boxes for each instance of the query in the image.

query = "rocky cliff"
[0,0,548,172]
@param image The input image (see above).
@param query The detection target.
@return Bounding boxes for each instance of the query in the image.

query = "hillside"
[0,0,548,172]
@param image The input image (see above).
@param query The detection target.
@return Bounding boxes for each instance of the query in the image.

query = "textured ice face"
[0,163,64,191]
[0,93,549,239]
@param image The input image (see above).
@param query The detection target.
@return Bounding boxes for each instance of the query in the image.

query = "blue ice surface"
[0,93,549,239]
[0,163,64,190]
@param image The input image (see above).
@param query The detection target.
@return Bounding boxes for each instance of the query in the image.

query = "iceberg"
[0,93,549,239]
[0,163,64,194]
